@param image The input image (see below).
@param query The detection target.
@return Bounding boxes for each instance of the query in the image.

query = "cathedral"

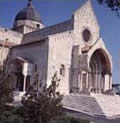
[0,0,120,122]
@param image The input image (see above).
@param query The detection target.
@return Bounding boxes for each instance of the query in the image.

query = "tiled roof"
[22,19,73,44]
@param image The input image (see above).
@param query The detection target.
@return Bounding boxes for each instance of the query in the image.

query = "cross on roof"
[28,0,32,7]
[28,0,32,3]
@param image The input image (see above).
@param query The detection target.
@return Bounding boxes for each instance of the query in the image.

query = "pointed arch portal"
[88,49,112,93]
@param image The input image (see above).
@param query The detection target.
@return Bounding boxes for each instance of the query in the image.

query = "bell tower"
[13,0,45,34]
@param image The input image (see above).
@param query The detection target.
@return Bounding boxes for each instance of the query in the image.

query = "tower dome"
[13,0,44,34]
[15,0,42,23]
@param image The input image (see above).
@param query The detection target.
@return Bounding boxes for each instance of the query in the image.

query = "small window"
[37,24,40,28]
[60,65,65,77]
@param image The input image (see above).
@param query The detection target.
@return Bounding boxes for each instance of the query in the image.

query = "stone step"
[92,94,120,117]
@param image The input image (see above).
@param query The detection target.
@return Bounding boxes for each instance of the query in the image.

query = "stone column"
[96,72,98,92]
[104,74,110,91]
[88,70,93,93]
[81,71,87,92]
[78,72,82,92]
[102,74,105,92]
[96,72,99,93]
[88,71,91,91]
[95,72,98,93]
[97,73,100,93]
[23,75,27,92]
[109,73,112,90]
[100,74,103,91]
[86,72,89,89]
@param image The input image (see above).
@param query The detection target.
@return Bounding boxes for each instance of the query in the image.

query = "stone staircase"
[63,94,105,117]
[92,94,120,119]
[63,93,120,120]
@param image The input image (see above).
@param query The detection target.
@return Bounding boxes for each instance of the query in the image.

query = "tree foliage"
[0,57,63,123]
[0,59,14,114]
[97,0,120,11]
[20,73,63,123]
[0,107,23,123]
[0,58,23,123]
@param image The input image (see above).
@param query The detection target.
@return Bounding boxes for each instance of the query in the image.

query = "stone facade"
[1,0,120,122]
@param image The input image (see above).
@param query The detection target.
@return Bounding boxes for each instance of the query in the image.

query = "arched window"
[60,65,65,77]
[37,24,40,28]
[82,29,91,42]
[35,64,37,72]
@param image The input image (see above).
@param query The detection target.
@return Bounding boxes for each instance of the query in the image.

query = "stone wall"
[13,20,45,34]
[73,0,100,49]
[47,31,74,94]
[11,39,49,86]
[0,46,9,64]
[14,20,44,29]
[0,27,23,45]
